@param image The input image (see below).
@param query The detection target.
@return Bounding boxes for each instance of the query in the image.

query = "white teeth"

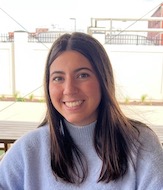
[65,100,83,108]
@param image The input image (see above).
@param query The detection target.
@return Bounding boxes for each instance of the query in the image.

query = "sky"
[0,0,162,33]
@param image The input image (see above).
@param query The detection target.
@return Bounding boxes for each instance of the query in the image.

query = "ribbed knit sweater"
[0,121,163,190]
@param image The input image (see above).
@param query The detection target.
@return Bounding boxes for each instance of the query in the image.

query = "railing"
[88,17,163,46]
[0,32,67,43]
[28,32,66,43]
[0,32,163,45]
[105,34,163,45]
[0,33,14,42]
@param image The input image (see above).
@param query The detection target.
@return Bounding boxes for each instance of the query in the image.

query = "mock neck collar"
[64,119,97,147]
[64,119,97,129]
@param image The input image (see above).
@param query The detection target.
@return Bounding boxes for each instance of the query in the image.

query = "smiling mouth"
[64,100,83,108]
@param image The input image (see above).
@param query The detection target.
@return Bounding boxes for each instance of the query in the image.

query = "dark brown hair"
[40,32,141,184]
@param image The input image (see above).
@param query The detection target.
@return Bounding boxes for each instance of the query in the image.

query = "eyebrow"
[50,67,93,77]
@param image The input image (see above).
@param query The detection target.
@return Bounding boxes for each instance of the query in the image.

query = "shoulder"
[133,124,163,188]
[0,125,51,188]
[18,124,50,143]
[137,124,162,149]
[133,123,163,162]
[0,124,50,168]
[15,124,50,153]
[2,124,50,162]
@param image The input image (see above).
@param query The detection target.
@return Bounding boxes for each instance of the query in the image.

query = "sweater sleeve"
[136,127,163,190]
[0,126,51,190]
[0,138,24,190]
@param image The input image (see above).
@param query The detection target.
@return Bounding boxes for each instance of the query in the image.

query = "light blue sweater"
[0,122,163,190]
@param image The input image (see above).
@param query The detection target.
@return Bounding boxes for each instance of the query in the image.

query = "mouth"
[64,100,83,108]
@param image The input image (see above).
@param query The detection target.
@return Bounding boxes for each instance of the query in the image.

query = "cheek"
[86,82,101,101]
[49,84,61,102]
[90,81,100,93]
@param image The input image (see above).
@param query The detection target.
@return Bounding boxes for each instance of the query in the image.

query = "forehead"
[50,50,93,70]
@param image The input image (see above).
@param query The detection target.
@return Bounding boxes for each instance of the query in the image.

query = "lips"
[64,100,83,108]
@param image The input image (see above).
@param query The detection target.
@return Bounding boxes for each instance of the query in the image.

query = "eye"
[78,73,90,79]
[52,76,64,82]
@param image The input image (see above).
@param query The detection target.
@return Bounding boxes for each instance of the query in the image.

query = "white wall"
[0,43,13,95]
[0,32,51,98]
[0,32,163,101]
[105,45,163,101]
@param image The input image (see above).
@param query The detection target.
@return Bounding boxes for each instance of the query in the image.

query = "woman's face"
[49,50,101,126]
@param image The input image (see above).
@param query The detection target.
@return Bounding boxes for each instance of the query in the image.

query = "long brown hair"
[40,32,141,184]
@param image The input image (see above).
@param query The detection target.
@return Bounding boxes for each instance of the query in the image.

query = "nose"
[63,78,78,95]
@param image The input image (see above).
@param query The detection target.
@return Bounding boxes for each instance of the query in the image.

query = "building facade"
[148,3,163,45]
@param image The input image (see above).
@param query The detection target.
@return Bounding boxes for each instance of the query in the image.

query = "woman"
[0,32,163,190]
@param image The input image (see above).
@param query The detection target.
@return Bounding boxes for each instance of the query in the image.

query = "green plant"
[29,94,34,101]
[16,97,25,102]
[141,94,148,103]
[124,97,130,104]
[0,94,5,100]
[39,98,45,103]
[14,92,19,99]
[0,150,4,156]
